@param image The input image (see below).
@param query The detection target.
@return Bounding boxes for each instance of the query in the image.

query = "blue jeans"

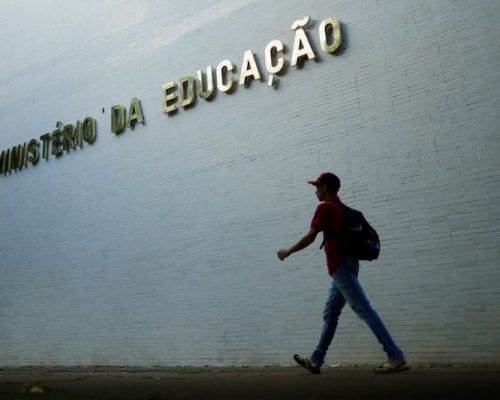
[311,256,404,366]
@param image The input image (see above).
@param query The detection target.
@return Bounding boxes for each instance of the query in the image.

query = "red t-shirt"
[310,196,345,276]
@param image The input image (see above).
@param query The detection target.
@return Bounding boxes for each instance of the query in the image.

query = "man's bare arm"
[277,228,319,261]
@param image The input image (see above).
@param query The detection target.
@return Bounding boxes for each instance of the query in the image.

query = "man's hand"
[277,229,318,262]
[277,249,290,261]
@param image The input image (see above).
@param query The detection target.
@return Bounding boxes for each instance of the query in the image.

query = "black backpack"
[320,204,380,261]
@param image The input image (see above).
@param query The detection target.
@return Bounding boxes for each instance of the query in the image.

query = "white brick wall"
[1,0,499,366]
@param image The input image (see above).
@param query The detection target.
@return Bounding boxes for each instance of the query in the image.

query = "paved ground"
[1,366,499,400]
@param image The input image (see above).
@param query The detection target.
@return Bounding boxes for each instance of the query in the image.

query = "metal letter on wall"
[216,60,236,93]
[83,117,97,144]
[40,134,50,160]
[9,145,22,171]
[28,139,40,166]
[162,82,178,114]
[51,122,64,157]
[63,124,76,152]
[239,50,261,86]
[319,17,342,53]
[178,76,196,108]
[75,121,84,147]
[111,105,126,133]
[265,40,286,75]
[0,150,5,174]
[127,97,145,128]
[197,66,215,101]
[290,16,316,67]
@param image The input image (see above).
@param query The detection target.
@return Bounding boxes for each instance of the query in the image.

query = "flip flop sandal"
[293,354,321,374]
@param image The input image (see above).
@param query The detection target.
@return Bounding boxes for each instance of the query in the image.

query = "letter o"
[83,117,97,144]
[319,17,342,53]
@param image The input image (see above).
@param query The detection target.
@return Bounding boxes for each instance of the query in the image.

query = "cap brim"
[307,180,319,186]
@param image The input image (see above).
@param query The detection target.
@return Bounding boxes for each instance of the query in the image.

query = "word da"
[111,97,145,134]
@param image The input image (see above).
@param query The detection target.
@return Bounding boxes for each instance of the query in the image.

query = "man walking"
[277,172,409,374]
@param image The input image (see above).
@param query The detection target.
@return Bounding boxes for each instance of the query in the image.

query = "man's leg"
[334,257,405,361]
[310,273,347,367]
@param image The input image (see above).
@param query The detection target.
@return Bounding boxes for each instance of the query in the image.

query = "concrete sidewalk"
[1,366,499,400]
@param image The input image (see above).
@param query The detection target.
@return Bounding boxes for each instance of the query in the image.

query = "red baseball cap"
[307,172,341,190]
